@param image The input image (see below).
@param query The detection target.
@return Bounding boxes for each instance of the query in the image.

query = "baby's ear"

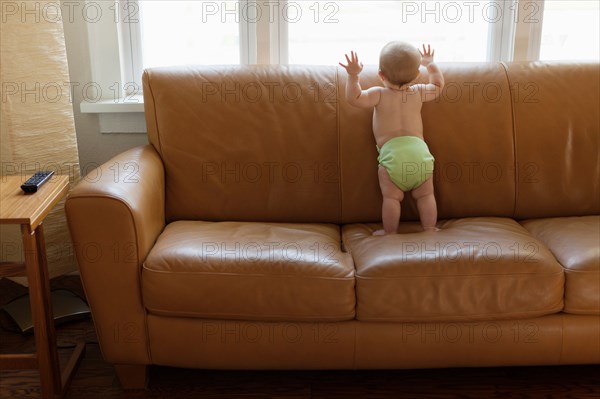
[378,70,386,81]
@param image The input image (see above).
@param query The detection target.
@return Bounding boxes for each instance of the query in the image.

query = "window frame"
[81,0,548,115]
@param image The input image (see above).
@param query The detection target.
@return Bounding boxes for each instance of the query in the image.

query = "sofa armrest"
[65,145,165,365]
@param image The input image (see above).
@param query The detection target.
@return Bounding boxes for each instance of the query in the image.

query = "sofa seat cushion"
[342,217,564,322]
[142,221,355,321]
[521,216,599,314]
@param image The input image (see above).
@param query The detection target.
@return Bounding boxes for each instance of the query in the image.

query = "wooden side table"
[0,175,85,398]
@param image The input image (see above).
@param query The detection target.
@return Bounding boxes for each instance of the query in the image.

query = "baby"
[339,42,445,235]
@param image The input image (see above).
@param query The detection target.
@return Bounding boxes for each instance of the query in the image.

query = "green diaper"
[377,136,435,192]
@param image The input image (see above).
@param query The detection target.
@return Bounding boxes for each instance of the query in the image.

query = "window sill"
[80,95,144,113]
[79,95,147,134]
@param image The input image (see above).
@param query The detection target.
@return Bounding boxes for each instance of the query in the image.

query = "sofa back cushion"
[338,63,516,222]
[143,63,599,223]
[143,66,341,223]
[505,62,600,219]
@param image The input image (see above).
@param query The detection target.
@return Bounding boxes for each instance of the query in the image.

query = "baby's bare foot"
[423,227,441,232]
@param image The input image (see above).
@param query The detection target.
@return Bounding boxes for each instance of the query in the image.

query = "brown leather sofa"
[65,62,600,388]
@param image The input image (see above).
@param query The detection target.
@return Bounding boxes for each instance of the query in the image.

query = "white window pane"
[539,0,600,61]
[287,0,491,65]
[139,1,240,68]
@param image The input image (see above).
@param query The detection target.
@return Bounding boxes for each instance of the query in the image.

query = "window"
[138,1,242,68]
[82,0,592,115]
[287,1,492,65]
[539,0,600,61]
[126,0,510,81]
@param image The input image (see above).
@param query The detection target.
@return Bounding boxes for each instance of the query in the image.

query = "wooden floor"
[1,277,599,398]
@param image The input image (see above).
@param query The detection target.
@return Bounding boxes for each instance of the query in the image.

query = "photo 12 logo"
[199,80,338,104]
[198,1,340,24]
[1,80,142,105]
[1,1,139,24]
[398,1,540,24]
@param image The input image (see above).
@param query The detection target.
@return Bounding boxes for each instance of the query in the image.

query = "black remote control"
[21,171,55,194]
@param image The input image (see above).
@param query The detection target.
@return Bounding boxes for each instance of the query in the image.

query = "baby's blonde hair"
[379,41,421,86]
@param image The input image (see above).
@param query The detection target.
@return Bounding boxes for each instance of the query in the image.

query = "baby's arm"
[345,76,381,108]
[414,44,445,102]
[339,51,381,108]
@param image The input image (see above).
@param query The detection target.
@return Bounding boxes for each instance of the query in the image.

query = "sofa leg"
[114,364,148,389]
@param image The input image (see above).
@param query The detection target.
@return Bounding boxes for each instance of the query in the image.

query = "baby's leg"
[411,177,439,232]
[374,166,404,235]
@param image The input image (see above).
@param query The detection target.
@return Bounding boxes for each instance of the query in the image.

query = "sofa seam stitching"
[354,271,565,279]
[335,66,343,225]
[562,269,600,273]
[352,319,358,370]
[563,308,600,314]
[559,313,565,364]
[146,70,163,154]
[129,199,155,365]
[142,268,355,279]
[144,307,354,321]
[500,61,518,219]
[357,307,565,322]
[68,195,154,364]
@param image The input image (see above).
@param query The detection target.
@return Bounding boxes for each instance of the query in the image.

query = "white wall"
[61,15,148,174]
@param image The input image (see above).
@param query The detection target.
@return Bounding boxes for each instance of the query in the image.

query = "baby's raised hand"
[419,44,435,66]
[339,51,364,76]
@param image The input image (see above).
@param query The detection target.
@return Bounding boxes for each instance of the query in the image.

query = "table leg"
[21,223,62,397]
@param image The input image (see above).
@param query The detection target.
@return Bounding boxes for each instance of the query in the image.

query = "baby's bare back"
[373,86,424,148]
